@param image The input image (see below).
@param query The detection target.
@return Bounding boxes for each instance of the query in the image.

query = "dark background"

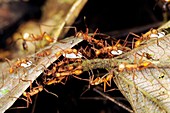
[68,0,163,36]
[3,0,165,113]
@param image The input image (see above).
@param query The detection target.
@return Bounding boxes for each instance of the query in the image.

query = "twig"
[93,87,134,113]
[31,94,38,113]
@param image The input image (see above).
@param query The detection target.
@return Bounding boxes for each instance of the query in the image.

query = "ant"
[22,85,43,108]
[55,69,83,77]
[126,28,160,48]
[43,76,65,85]
[89,71,114,92]
[92,39,129,57]
[55,48,78,57]
[57,64,74,73]
[14,24,54,51]
[42,63,58,76]
[42,59,76,77]
[91,40,117,57]
[81,71,114,96]
[29,24,54,43]
[36,48,52,57]
[56,59,69,67]
[13,32,33,51]
[117,53,155,80]
[55,63,85,81]
[76,28,106,47]
[30,32,53,43]
[118,53,153,74]
[55,47,83,59]
[8,80,43,109]
[5,58,32,74]
[20,80,58,109]
[65,26,104,47]
[138,52,159,61]
[78,46,93,58]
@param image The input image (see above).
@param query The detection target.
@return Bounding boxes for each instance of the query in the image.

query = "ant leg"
[38,24,48,41]
[133,53,137,64]
[43,88,58,98]
[19,32,30,51]
[72,75,89,82]
[4,58,15,74]
[91,28,98,38]
[80,75,92,97]
[115,39,121,46]
[127,32,140,49]
[11,32,31,51]
[39,24,43,36]
[26,94,32,105]
[80,69,94,96]
[104,88,118,92]
[101,72,112,92]
[103,79,108,92]
[9,96,31,109]
[103,73,117,92]
[20,78,32,92]
[138,52,145,64]
[155,37,165,57]
[64,26,78,37]
[35,80,58,98]
[91,47,101,57]
[12,37,25,50]
[122,32,131,47]
[79,46,92,58]
[132,70,137,81]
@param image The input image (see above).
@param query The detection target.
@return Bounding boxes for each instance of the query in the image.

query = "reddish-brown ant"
[5,58,32,74]
[36,48,52,57]
[127,28,160,48]
[118,53,153,74]
[30,32,53,43]
[20,81,58,108]
[13,32,33,51]
[55,69,83,77]
[44,76,65,85]
[55,48,82,59]
[92,39,129,57]
[81,71,114,96]
[57,64,74,73]
[22,85,43,107]
[89,72,114,92]
[57,59,68,67]
[29,24,54,43]
[55,63,84,81]
[42,63,57,76]
[76,28,105,47]
[79,46,93,58]
[65,26,104,47]
[14,24,54,51]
